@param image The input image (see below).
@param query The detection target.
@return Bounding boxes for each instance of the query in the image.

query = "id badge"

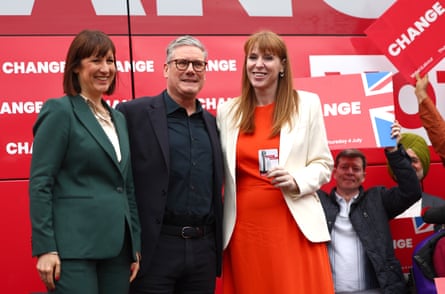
[258,148,279,175]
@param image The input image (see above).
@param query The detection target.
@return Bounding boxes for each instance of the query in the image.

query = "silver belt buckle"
[181,226,194,239]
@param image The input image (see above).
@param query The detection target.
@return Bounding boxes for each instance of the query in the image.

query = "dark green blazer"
[29,95,141,260]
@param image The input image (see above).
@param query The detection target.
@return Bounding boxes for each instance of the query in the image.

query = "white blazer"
[216,90,334,249]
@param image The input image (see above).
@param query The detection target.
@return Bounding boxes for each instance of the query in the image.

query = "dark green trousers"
[53,237,132,294]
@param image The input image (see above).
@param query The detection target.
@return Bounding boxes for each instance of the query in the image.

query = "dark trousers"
[53,230,132,294]
[130,232,217,294]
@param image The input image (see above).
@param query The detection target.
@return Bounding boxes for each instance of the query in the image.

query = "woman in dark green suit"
[29,30,141,294]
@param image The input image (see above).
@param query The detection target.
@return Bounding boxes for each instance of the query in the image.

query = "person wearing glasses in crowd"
[217,30,335,293]
[116,35,223,294]
[318,121,422,294]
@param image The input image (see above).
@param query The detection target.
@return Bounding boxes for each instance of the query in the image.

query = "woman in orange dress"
[216,30,335,293]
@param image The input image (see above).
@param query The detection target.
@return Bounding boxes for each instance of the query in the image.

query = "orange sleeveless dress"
[222,103,334,294]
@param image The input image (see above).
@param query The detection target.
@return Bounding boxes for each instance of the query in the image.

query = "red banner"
[365,0,445,83]
[0,0,380,35]
[295,72,395,149]
[390,217,435,274]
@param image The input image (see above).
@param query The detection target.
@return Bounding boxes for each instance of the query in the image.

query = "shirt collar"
[163,91,203,115]
[334,191,359,203]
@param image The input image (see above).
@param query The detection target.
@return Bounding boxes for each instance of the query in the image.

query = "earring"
[279,72,284,78]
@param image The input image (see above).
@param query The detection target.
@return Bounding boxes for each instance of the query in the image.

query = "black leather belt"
[161,224,214,239]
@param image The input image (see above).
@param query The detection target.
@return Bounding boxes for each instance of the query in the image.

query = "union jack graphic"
[369,105,396,147]
[412,216,435,234]
[364,71,396,147]
[361,71,393,96]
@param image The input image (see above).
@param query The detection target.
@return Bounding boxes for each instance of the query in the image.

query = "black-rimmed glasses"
[168,59,207,72]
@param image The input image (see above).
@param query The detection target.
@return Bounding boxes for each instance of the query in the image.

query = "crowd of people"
[29,29,444,294]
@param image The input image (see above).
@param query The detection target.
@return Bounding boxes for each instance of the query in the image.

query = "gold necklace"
[81,94,112,123]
